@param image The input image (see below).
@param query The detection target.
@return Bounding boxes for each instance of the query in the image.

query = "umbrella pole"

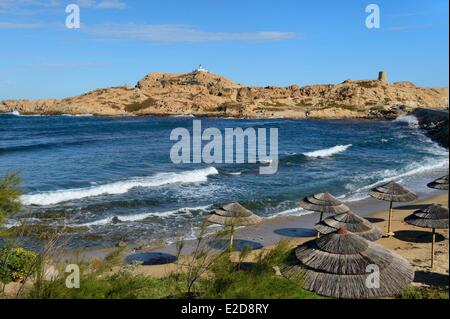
[316,212,324,238]
[431,228,436,269]
[229,225,234,251]
[386,201,394,237]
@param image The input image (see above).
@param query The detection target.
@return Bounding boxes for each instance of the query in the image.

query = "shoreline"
[128,192,449,284]
[69,181,448,266]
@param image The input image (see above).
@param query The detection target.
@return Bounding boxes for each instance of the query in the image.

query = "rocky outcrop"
[410,108,449,149]
[1,71,448,119]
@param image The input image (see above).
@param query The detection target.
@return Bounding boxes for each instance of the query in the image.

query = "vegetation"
[397,286,449,299]
[357,81,379,89]
[124,97,158,112]
[0,172,21,225]
[0,224,88,240]
[0,247,37,283]
[0,173,447,300]
[214,101,244,113]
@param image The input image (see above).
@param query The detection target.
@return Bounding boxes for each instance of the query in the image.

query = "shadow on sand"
[208,239,263,252]
[394,230,446,243]
[125,252,177,265]
[414,270,450,287]
[273,228,316,238]
[395,204,430,210]
[365,217,384,224]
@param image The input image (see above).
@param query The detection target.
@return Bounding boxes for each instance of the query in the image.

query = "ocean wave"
[21,167,219,206]
[1,111,21,116]
[75,205,211,227]
[393,114,419,128]
[303,144,352,158]
[341,157,449,202]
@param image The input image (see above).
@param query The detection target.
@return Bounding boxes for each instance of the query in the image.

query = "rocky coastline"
[410,108,449,149]
[1,70,448,120]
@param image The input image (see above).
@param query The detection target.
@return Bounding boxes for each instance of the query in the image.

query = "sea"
[0,112,448,249]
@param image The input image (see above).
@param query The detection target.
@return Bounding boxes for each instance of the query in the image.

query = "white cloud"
[0,0,126,14]
[0,21,41,29]
[76,0,126,9]
[87,23,299,43]
[96,0,126,9]
[0,0,61,14]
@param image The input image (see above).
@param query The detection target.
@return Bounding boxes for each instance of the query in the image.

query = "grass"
[397,286,449,299]
[0,224,88,240]
[124,97,158,113]
[28,271,185,299]
[202,268,321,299]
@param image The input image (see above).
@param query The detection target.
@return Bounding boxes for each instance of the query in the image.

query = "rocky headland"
[410,108,449,148]
[1,70,448,119]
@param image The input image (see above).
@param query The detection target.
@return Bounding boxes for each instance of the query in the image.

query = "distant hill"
[1,70,448,119]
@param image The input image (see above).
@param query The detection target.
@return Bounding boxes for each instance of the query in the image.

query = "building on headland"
[193,64,210,74]
[378,71,388,84]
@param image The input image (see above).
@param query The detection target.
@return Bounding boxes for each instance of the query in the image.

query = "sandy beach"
[128,192,448,287]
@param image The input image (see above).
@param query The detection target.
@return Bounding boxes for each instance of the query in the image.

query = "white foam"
[3,111,21,116]
[270,207,314,218]
[21,167,219,206]
[76,205,211,227]
[394,114,419,128]
[342,157,449,202]
[303,144,352,158]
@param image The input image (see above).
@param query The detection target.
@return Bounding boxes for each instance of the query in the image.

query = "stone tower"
[378,71,388,84]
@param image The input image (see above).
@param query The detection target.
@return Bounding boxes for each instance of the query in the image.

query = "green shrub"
[398,286,449,299]
[0,247,38,283]
[124,97,158,112]
[0,172,22,225]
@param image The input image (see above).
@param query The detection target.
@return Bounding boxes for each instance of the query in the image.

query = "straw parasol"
[281,228,414,299]
[206,202,262,248]
[428,174,449,207]
[315,210,383,241]
[300,192,350,238]
[369,181,417,237]
[427,175,449,191]
[405,204,449,268]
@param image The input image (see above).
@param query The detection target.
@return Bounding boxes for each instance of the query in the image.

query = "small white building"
[193,64,210,73]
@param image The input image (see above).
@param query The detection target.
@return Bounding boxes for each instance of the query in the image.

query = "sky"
[0,0,448,99]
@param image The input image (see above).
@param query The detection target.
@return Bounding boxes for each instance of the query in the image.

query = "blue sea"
[0,113,448,248]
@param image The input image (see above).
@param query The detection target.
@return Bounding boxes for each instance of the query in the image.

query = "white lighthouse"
[193,64,210,73]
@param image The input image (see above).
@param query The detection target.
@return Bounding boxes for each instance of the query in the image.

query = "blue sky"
[0,0,448,99]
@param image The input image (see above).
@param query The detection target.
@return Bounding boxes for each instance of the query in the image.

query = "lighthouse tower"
[193,64,210,73]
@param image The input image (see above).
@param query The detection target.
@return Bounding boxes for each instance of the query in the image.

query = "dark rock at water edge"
[410,108,449,149]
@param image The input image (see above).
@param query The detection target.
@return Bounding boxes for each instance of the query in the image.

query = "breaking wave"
[21,167,219,206]
[303,144,352,158]
[75,205,211,227]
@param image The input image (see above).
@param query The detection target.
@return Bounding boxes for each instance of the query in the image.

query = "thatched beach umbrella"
[315,210,383,241]
[405,204,449,268]
[427,175,449,191]
[428,175,449,207]
[369,181,417,236]
[281,228,414,299]
[206,202,262,248]
[300,192,350,238]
